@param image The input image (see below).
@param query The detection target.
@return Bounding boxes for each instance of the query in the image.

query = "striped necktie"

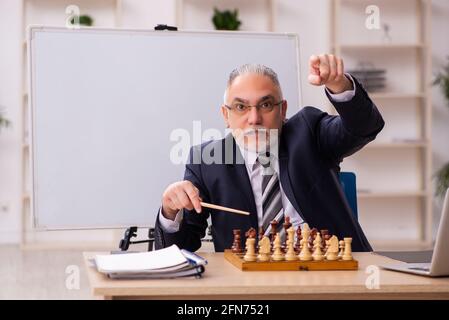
[254,153,284,238]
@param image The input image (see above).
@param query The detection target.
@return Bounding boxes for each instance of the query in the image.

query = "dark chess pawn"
[283,216,292,233]
[309,228,318,249]
[231,229,243,253]
[245,227,257,239]
[320,229,330,248]
[281,216,292,252]
[269,220,278,250]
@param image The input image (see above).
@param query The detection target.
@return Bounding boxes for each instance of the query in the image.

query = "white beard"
[234,127,279,155]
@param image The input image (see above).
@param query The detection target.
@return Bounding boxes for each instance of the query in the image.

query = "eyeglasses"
[224,99,284,115]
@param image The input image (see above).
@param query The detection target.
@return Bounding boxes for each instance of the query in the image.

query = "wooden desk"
[83,252,449,300]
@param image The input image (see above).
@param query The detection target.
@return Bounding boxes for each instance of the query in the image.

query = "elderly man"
[155,54,384,252]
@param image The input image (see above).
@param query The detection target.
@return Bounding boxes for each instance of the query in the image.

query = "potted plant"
[212,7,241,31]
[70,14,94,27]
[433,56,449,198]
[0,107,10,133]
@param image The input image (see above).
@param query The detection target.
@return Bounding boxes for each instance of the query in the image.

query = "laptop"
[380,188,449,277]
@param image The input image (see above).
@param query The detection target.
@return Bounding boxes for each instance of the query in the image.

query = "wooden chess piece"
[308,228,318,249]
[342,237,353,261]
[326,236,339,261]
[301,223,310,241]
[245,227,257,239]
[298,224,312,261]
[269,220,278,250]
[298,238,312,261]
[244,237,257,262]
[312,232,324,261]
[257,236,271,262]
[271,232,284,261]
[281,216,292,252]
[283,216,292,232]
[322,231,331,258]
[338,240,345,259]
[320,229,329,248]
[231,229,243,253]
[285,226,298,261]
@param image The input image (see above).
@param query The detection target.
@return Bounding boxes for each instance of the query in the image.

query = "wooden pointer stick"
[200,202,250,216]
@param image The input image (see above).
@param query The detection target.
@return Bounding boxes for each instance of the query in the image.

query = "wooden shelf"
[369,92,426,100]
[364,141,428,149]
[332,0,433,246]
[176,0,276,32]
[338,43,425,50]
[340,0,420,3]
[358,191,428,199]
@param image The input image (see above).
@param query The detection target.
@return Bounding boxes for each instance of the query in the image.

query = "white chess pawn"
[244,237,257,262]
[312,232,324,261]
[298,238,312,261]
[285,227,298,261]
[272,233,285,261]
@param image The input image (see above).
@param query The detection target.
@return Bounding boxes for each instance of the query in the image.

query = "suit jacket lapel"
[278,134,307,222]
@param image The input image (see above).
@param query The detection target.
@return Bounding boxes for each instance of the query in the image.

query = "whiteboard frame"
[27,26,302,230]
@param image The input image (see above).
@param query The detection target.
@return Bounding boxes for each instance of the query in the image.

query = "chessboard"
[224,250,358,271]
[224,220,359,271]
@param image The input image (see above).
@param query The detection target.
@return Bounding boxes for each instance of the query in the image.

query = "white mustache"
[242,127,268,136]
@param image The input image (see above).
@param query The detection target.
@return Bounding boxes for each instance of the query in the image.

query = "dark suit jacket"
[155,76,384,252]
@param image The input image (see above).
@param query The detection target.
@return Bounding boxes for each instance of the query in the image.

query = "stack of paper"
[94,245,206,279]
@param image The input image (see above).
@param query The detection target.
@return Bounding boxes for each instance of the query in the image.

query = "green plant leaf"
[0,113,11,133]
[432,56,449,198]
[433,56,449,104]
[435,163,449,198]
[211,8,241,31]
[70,15,94,27]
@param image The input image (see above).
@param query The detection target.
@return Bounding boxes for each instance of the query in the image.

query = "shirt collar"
[236,143,280,174]
[236,144,259,171]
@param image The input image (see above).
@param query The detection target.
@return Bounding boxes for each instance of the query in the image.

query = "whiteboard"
[28,26,301,230]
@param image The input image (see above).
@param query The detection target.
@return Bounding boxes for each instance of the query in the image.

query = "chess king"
[155,54,384,253]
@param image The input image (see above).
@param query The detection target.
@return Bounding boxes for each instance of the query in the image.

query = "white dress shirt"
[158,75,357,232]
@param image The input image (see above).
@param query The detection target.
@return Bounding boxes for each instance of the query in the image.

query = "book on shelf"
[94,245,207,279]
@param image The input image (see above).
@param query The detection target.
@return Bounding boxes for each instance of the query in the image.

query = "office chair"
[338,171,358,220]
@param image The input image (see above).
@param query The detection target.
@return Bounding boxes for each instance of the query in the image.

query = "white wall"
[1,0,448,245]
[275,0,330,109]
[0,0,23,243]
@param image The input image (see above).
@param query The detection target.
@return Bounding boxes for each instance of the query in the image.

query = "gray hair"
[223,64,283,104]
